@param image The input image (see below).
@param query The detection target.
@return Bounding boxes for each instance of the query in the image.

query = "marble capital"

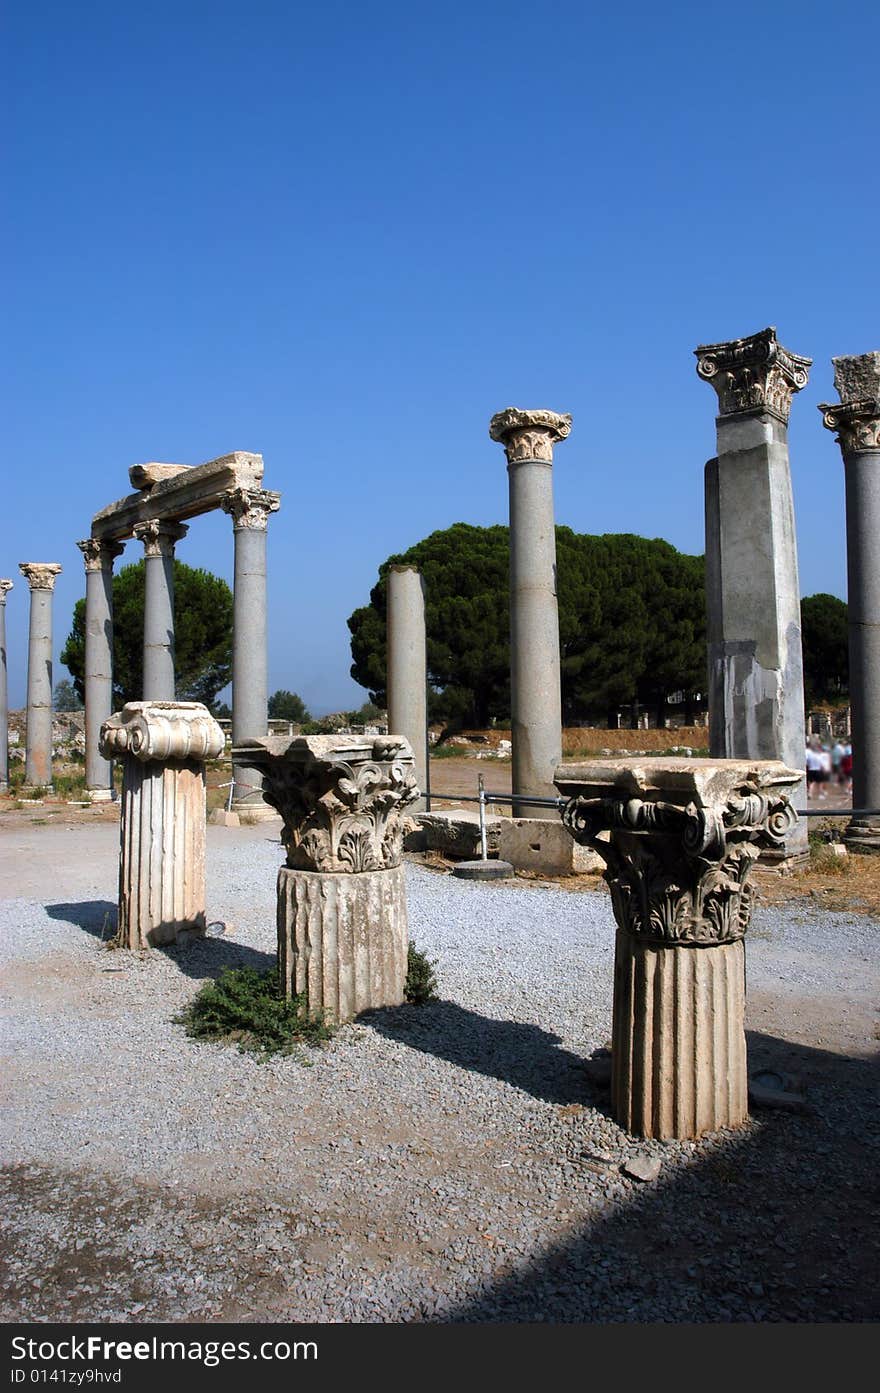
[235,734,420,872]
[555,758,801,947]
[220,486,282,531]
[77,538,125,573]
[18,563,62,591]
[132,519,189,557]
[100,701,225,764]
[489,407,572,464]
[819,351,880,454]
[0,579,12,602]
[695,326,811,424]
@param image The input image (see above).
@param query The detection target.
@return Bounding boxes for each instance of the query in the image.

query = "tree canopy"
[801,593,848,707]
[268,690,311,723]
[62,559,233,709]
[348,524,707,726]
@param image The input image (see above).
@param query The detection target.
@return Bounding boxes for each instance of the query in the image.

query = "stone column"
[132,520,188,701]
[220,487,281,818]
[236,733,420,1023]
[0,579,12,792]
[387,564,428,811]
[819,352,880,853]
[18,563,62,790]
[77,538,124,802]
[489,408,571,817]
[556,756,801,1140]
[695,327,810,864]
[99,702,224,948]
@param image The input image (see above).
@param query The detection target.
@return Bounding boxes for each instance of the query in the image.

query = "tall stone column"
[18,563,62,790]
[99,702,224,948]
[387,564,429,811]
[236,733,420,1023]
[0,579,12,792]
[489,408,571,817]
[695,327,810,864]
[220,487,281,818]
[556,757,801,1140]
[132,520,188,701]
[77,538,124,801]
[819,351,880,853]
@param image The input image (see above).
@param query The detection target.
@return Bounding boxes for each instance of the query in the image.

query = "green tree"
[268,690,311,723]
[348,524,706,727]
[61,560,233,708]
[801,593,848,707]
[53,678,83,711]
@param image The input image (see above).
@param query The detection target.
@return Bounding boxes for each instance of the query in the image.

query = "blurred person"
[806,740,824,799]
[841,741,853,796]
[832,738,846,784]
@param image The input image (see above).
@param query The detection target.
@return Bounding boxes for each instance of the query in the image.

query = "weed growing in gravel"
[176,966,333,1059]
[405,942,439,1003]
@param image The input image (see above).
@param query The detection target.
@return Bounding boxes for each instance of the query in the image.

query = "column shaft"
[19,564,62,789]
[387,565,428,811]
[843,449,880,813]
[143,547,176,699]
[0,582,11,790]
[78,541,122,800]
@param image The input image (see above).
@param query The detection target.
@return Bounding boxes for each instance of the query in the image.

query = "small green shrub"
[53,771,87,799]
[175,966,333,1059]
[405,942,439,1004]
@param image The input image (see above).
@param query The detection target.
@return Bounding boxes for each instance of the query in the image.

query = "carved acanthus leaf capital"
[132,520,189,557]
[0,579,13,601]
[221,487,282,531]
[819,351,880,454]
[18,563,62,591]
[489,408,572,464]
[236,734,420,872]
[695,326,811,424]
[77,538,125,573]
[99,702,225,763]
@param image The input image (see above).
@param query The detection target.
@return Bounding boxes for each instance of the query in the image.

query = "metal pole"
[478,772,488,861]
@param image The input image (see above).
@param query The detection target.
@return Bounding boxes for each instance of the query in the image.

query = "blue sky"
[3,0,878,714]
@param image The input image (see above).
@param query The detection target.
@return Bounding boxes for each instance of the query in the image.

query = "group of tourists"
[805,736,853,798]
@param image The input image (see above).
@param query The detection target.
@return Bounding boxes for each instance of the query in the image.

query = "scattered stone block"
[208,808,240,826]
[452,859,514,881]
[418,810,501,860]
[622,1152,662,1183]
[497,816,603,875]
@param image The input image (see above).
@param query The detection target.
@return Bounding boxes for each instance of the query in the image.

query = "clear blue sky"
[3,0,877,714]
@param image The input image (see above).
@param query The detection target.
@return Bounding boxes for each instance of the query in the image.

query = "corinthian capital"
[132,520,189,557]
[221,487,282,531]
[234,734,420,872]
[695,326,811,424]
[818,351,880,454]
[77,538,125,573]
[0,579,12,603]
[18,563,62,591]
[489,408,572,464]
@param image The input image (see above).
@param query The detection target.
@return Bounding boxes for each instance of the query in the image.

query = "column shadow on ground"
[362,999,601,1108]
[44,900,275,976]
[434,1031,880,1323]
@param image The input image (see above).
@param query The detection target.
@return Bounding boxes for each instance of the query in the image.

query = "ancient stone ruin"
[18,563,63,790]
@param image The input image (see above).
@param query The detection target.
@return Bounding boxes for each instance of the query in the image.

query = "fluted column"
[100,702,224,948]
[556,756,801,1140]
[77,538,124,801]
[0,579,12,791]
[489,408,571,817]
[819,352,880,853]
[18,563,62,790]
[220,487,281,817]
[132,520,188,701]
[237,734,420,1022]
[696,327,810,863]
[387,564,428,811]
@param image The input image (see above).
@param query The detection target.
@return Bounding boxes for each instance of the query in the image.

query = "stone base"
[85,787,116,804]
[845,819,880,855]
[277,864,408,1024]
[611,929,747,1140]
[497,817,603,875]
[452,859,514,881]
[231,799,280,823]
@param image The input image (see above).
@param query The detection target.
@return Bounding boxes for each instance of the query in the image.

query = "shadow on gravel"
[362,1000,597,1107]
[45,900,117,939]
[438,1031,880,1323]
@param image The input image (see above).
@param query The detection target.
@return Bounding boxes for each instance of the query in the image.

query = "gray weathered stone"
[18,563,62,790]
[622,1153,662,1183]
[497,816,603,875]
[77,539,125,801]
[387,565,428,813]
[133,521,188,701]
[418,809,502,860]
[93,452,264,540]
[129,463,192,491]
[0,579,11,791]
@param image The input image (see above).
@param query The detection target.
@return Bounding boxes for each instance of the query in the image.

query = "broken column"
[0,579,11,792]
[387,564,428,812]
[819,351,880,853]
[695,327,810,864]
[99,702,224,948]
[489,407,571,817]
[220,486,281,819]
[77,538,124,801]
[237,734,420,1022]
[556,756,800,1140]
[133,520,188,701]
[18,563,62,790]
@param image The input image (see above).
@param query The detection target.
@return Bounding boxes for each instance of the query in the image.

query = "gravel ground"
[1,823,878,1323]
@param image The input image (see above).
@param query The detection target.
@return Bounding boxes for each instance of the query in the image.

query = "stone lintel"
[92,452,265,541]
[489,407,572,463]
[695,326,811,424]
[18,563,62,591]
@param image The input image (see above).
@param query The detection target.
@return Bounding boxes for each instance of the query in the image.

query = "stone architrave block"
[418,809,502,859]
[556,756,801,1141]
[497,817,603,875]
[100,702,225,949]
[237,733,420,1022]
